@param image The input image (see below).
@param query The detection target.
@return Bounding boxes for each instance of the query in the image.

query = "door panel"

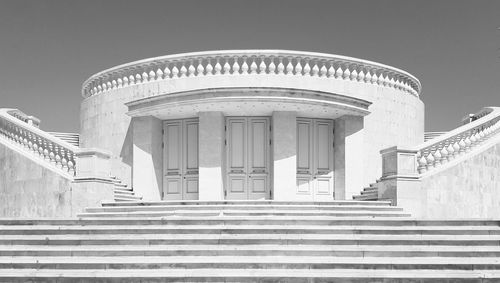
[296,118,334,201]
[226,117,270,200]
[163,119,199,200]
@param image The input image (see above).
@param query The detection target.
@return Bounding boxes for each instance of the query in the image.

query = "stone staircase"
[352,184,379,201]
[0,201,500,282]
[110,176,142,202]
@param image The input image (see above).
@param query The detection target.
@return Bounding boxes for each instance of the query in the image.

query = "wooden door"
[226,117,271,200]
[163,119,199,200]
[296,118,334,201]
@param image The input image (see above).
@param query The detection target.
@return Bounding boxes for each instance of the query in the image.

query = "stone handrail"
[0,108,79,176]
[416,107,500,174]
[8,109,41,128]
[82,50,421,98]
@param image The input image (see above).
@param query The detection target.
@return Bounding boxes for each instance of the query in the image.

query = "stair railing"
[0,108,78,176]
[416,107,500,174]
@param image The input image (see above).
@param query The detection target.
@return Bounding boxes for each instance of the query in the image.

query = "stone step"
[353,193,378,201]
[0,234,497,246]
[1,256,500,270]
[361,190,378,195]
[113,190,135,196]
[2,244,500,257]
[100,200,393,207]
[1,268,499,282]
[0,218,497,227]
[85,204,404,213]
[76,210,411,218]
[0,224,498,235]
[113,196,142,202]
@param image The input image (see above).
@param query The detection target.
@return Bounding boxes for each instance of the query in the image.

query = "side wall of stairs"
[378,136,500,219]
[0,141,114,218]
[418,140,500,219]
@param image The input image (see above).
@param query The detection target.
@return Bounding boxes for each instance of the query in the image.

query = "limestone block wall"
[418,142,500,219]
[0,141,114,218]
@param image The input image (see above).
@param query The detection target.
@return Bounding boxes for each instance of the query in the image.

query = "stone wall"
[80,79,424,197]
[0,141,114,218]
[418,142,500,219]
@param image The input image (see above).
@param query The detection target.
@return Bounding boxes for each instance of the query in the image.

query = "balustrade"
[82,50,421,98]
[0,109,77,176]
[416,107,500,174]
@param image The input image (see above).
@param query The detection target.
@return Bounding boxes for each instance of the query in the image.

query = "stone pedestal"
[132,116,163,201]
[334,115,365,200]
[272,111,297,200]
[198,112,225,200]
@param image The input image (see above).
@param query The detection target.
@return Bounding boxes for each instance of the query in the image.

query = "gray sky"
[0,0,499,132]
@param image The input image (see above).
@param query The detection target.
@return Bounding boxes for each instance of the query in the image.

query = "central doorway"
[225,117,271,200]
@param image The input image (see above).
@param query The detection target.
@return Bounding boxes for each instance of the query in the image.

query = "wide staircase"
[1,201,500,282]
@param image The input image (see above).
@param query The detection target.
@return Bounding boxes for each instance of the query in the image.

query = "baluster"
[433,149,442,166]
[319,62,327,78]
[197,59,205,76]
[188,61,196,77]
[241,57,249,74]
[311,61,320,77]
[156,68,164,80]
[164,65,172,79]
[464,137,472,152]
[205,59,214,75]
[335,64,343,79]
[129,75,135,85]
[249,57,258,74]
[277,57,285,75]
[142,72,149,82]
[418,155,427,173]
[223,58,231,75]
[458,139,467,155]
[364,69,372,83]
[135,73,142,84]
[370,70,378,84]
[285,58,294,75]
[180,64,188,77]
[268,57,276,74]
[342,65,351,80]
[425,152,435,169]
[358,69,365,82]
[117,78,123,88]
[171,64,180,78]
[350,66,358,81]
[327,63,335,77]
[302,59,311,76]
[295,59,303,75]
[440,147,448,164]
[259,57,267,74]
[446,144,455,161]
[232,57,240,74]
[388,76,395,88]
[148,70,155,81]
[214,58,222,75]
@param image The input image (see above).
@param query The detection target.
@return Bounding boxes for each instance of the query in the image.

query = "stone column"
[132,116,163,201]
[198,112,225,200]
[334,115,364,200]
[272,111,297,200]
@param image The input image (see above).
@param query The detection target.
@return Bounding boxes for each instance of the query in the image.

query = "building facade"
[80,50,424,202]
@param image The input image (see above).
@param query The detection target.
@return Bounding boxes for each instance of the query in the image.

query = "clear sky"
[0,0,499,132]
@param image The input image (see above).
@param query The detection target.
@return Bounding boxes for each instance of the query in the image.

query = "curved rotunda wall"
[80,50,424,193]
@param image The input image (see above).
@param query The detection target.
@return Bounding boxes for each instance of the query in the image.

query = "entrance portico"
[127,87,371,201]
